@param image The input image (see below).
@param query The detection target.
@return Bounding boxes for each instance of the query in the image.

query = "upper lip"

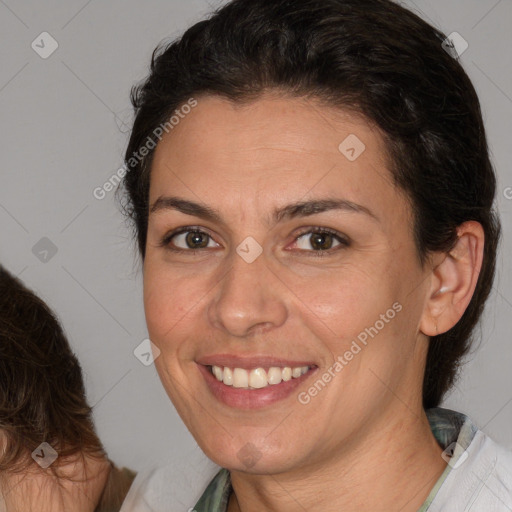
[196,354,316,369]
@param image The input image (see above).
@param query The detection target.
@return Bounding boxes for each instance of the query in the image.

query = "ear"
[420,221,485,336]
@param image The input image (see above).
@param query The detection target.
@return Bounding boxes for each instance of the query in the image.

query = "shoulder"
[96,464,137,512]
[431,427,512,511]
[119,457,221,512]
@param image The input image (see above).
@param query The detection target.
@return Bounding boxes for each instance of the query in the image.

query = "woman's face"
[143,94,433,473]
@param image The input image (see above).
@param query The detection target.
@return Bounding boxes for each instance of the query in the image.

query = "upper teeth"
[211,365,309,389]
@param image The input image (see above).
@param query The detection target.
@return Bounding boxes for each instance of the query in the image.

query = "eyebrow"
[149,196,379,226]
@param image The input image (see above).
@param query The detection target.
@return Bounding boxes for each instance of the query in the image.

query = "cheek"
[143,263,190,341]
[143,260,218,359]
[290,266,395,338]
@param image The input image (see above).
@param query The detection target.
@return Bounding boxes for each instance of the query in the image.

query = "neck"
[228,408,447,512]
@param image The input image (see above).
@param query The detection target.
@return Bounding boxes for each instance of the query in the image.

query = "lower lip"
[197,364,316,409]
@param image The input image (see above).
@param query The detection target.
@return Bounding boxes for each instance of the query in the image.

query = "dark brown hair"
[0,266,105,473]
[119,0,501,408]
[0,265,136,510]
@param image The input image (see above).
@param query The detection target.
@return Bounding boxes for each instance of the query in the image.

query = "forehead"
[149,93,410,230]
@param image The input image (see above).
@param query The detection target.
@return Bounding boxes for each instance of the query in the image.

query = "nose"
[207,247,288,338]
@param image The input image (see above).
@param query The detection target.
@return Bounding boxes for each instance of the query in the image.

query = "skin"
[143,93,484,512]
[0,452,111,512]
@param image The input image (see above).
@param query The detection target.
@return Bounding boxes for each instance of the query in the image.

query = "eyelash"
[159,226,350,257]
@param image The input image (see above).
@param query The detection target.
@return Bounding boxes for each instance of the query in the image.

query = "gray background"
[1,0,511,504]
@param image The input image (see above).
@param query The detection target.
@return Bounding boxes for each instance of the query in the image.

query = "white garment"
[119,453,219,512]
[425,429,512,511]
[119,416,512,512]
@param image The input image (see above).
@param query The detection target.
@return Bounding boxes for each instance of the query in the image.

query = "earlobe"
[420,221,485,337]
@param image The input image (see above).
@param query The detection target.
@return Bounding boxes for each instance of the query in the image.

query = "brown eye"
[293,228,349,255]
[184,231,210,249]
[307,232,336,251]
[163,228,219,251]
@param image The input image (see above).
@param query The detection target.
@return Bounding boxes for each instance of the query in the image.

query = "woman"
[118,0,512,510]
[0,265,136,512]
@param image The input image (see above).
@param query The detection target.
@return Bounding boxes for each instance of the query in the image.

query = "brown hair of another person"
[0,265,136,511]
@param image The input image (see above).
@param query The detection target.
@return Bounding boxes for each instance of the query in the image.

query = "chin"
[196,430,305,474]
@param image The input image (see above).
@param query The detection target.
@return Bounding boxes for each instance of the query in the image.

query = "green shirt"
[192,407,478,512]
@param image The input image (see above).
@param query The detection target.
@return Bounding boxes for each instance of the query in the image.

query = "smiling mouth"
[209,365,312,389]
